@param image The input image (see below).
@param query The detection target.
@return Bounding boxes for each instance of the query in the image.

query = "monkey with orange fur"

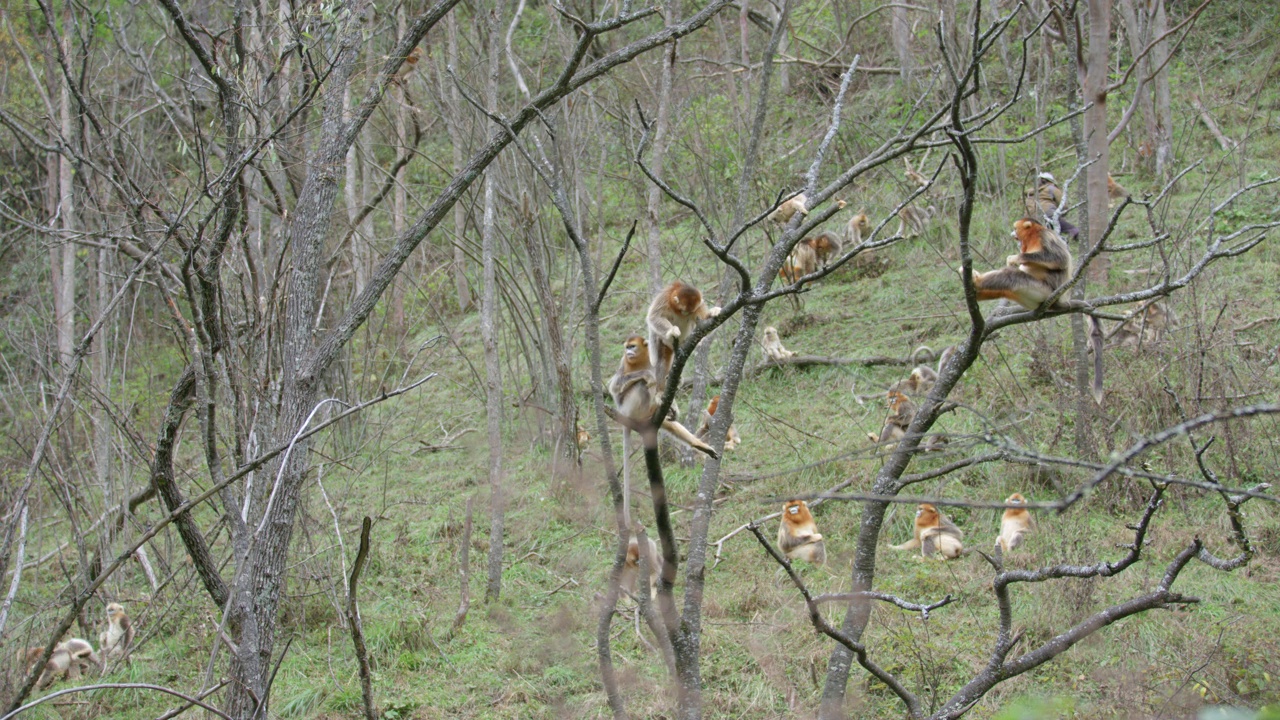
[696,395,741,451]
[866,391,916,448]
[620,532,662,599]
[646,281,720,386]
[609,336,717,525]
[1107,175,1130,207]
[891,504,964,559]
[778,241,818,283]
[777,500,826,564]
[768,193,809,224]
[996,493,1032,553]
[963,217,1104,401]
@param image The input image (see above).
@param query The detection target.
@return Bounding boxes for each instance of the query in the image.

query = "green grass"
[9,2,1280,718]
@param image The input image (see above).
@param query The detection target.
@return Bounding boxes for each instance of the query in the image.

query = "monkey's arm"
[1012,250,1067,270]
[696,302,721,321]
[646,298,679,339]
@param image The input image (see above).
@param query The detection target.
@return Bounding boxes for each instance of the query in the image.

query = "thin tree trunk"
[1118,0,1157,169]
[391,8,409,332]
[1068,5,1098,460]
[1148,0,1173,178]
[1084,0,1111,283]
[891,5,913,83]
[446,13,474,312]
[55,26,76,371]
[344,87,362,294]
[643,3,679,296]
[481,4,506,603]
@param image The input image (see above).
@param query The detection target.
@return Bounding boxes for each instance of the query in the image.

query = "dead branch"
[1190,94,1237,150]
[347,517,376,720]
[748,523,922,718]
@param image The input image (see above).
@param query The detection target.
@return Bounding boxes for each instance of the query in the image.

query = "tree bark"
[1118,0,1158,169]
[1084,0,1111,284]
[891,5,913,84]
[481,4,506,603]
[643,1,679,296]
[223,4,370,713]
[1148,0,1173,178]
[446,12,474,311]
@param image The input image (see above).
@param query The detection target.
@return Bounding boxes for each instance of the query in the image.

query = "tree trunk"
[891,6,913,83]
[55,29,76,371]
[643,0,679,296]
[390,7,409,332]
[1118,0,1157,170]
[481,4,506,603]
[446,13,474,312]
[1083,0,1110,280]
[1148,0,1174,178]
[223,6,369,713]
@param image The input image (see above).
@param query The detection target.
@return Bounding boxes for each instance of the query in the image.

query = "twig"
[347,517,377,720]
[0,504,27,635]
[1,684,233,720]
[152,680,228,720]
[1190,94,1236,150]
[747,524,921,718]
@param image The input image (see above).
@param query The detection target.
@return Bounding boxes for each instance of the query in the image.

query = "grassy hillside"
[6,0,1280,718]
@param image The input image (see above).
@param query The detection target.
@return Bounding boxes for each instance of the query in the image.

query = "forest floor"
[13,7,1280,719]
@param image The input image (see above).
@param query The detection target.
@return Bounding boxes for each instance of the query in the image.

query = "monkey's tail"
[662,419,719,459]
[1088,316,1105,404]
[911,345,935,364]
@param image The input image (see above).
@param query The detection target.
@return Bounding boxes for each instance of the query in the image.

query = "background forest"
[1,0,1279,717]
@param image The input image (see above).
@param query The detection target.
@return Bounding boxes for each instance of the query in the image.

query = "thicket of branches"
[0,0,1276,716]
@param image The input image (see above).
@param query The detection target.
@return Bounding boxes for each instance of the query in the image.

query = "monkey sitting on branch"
[646,281,720,387]
[891,504,964,559]
[962,217,1104,403]
[768,192,808,224]
[609,335,717,524]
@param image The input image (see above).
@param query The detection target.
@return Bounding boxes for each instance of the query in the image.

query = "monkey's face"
[1006,493,1026,505]
[763,328,778,342]
[784,500,812,523]
[623,337,647,360]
